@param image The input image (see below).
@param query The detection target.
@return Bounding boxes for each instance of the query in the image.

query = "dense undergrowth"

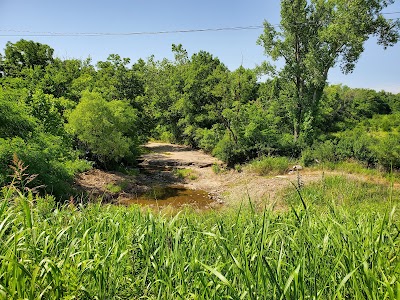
[1,176,399,299]
[1,38,400,201]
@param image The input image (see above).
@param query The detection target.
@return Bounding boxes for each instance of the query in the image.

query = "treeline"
[0,39,399,198]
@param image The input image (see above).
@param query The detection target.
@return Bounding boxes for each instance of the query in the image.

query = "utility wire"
[382,11,400,15]
[0,25,265,37]
[0,11,399,37]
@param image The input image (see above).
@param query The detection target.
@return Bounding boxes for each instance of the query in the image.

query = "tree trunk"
[293,102,302,142]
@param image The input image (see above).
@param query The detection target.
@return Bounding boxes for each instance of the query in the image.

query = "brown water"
[119,185,216,210]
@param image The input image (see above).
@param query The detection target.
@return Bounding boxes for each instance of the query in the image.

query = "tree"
[175,50,228,146]
[67,92,139,167]
[317,85,392,132]
[1,39,54,77]
[94,54,144,102]
[257,0,400,142]
[0,87,36,139]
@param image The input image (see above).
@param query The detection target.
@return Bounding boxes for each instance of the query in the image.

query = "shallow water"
[119,186,216,210]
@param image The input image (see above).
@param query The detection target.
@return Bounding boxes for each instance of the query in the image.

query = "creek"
[119,185,216,210]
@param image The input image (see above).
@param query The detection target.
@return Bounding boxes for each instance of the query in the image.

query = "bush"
[301,148,314,167]
[173,168,198,180]
[336,129,378,166]
[312,140,338,163]
[0,135,91,199]
[212,133,239,165]
[0,87,36,139]
[195,127,221,153]
[248,156,289,176]
[211,163,222,174]
[67,91,140,168]
[372,132,400,170]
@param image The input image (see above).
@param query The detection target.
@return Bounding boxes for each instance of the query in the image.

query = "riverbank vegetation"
[1,41,399,198]
[1,173,399,299]
[1,0,400,199]
[1,1,400,297]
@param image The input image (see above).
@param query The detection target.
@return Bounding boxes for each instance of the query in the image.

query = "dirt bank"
[74,142,397,210]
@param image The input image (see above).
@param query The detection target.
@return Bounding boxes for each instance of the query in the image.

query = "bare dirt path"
[138,142,341,209]
[75,142,397,210]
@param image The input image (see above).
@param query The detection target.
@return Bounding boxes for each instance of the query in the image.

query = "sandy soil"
[74,142,397,210]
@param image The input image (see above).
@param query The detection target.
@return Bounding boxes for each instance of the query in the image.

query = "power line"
[0,11,398,37]
[382,11,400,15]
[0,25,265,37]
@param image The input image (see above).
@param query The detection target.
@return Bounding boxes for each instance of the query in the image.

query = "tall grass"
[247,156,290,176]
[310,160,400,182]
[0,177,399,299]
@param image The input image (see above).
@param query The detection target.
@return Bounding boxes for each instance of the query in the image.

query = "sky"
[0,0,399,93]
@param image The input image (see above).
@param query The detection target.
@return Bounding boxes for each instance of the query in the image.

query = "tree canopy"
[0,39,54,77]
[67,91,139,168]
[0,0,399,199]
[257,0,400,142]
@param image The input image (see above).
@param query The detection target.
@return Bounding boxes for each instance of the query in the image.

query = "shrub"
[301,148,314,167]
[248,156,289,176]
[312,140,338,163]
[211,163,222,174]
[372,132,400,170]
[67,91,140,168]
[0,87,36,139]
[212,133,239,165]
[174,168,198,180]
[0,134,91,199]
[195,127,220,153]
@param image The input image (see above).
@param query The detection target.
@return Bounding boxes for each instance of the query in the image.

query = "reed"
[0,176,398,299]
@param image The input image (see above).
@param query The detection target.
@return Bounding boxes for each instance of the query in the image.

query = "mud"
[74,142,398,211]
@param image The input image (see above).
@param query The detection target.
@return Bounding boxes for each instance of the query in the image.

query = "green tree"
[138,55,184,142]
[94,54,144,102]
[258,0,400,142]
[0,87,36,139]
[317,85,392,132]
[211,101,280,164]
[139,46,229,146]
[175,50,228,146]
[29,90,75,136]
[67,92,139,168]
[38,58,85,99]
[1,39,54,77]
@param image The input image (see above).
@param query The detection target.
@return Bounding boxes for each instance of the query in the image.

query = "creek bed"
[118,185,217,210]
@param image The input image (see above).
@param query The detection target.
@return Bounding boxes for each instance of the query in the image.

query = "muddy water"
[119,186,216,210]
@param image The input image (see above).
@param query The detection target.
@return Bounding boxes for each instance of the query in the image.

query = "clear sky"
[0,0,399,93]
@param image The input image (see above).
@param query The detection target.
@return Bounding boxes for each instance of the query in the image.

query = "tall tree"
[66,91,139,168]
[1,39,54,77]
[258,0,400,142]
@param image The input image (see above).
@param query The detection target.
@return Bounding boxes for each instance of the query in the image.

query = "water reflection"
[118,186,216,210]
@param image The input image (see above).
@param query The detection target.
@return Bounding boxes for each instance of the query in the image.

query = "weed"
[0,174,399,298]
[247,156,289,176]
[174,168,198,180]
[212,163,222,174]
[7,154,45,195]
[234,164,242,173]
[105,181,129,193]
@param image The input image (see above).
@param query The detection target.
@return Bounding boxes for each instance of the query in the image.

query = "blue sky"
[0,0,399,93]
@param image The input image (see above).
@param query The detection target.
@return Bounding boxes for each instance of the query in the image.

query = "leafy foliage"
[247,156,289,176]
[1,39,54,77]
[0,87,36,139]
[257,0,399,141]
[1,1,400,201]
[0,135,90,198]
[0,179,399,298]
[67,91,139,168]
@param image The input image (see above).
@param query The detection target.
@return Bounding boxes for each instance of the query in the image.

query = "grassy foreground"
[0,177,399,299]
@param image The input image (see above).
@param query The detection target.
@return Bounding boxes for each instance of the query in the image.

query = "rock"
[292,165,303,171]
